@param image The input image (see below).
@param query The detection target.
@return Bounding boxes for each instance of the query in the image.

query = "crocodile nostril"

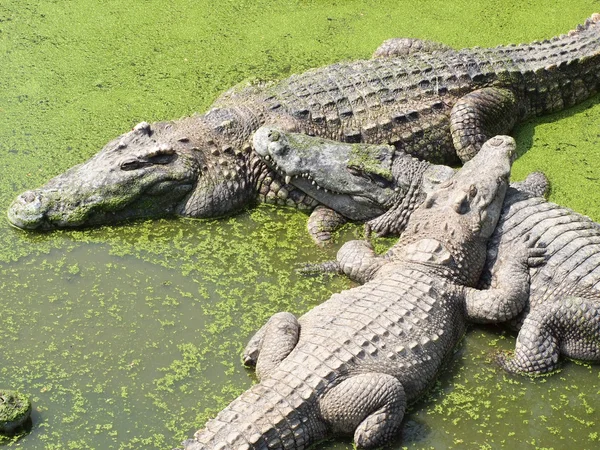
[22,191,37,203]
[268,130,280,142]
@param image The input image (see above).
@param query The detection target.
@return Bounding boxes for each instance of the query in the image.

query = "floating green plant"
[1,0,600,449]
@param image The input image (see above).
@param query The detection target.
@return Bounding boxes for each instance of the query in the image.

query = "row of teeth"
[263,155,401,194]
[263,156,336,194]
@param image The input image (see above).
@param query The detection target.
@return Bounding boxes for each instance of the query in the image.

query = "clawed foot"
[242,348,259,367]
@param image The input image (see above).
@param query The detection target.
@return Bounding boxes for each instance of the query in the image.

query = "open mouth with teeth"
[263,153,339,195]
[254,127,393,221]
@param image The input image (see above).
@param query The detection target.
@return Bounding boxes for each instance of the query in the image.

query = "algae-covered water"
[1,1,600,448]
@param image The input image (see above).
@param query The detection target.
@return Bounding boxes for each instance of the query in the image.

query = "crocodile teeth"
[312,180,316,185]
[324,188,328,193]
[285,175,291,184]
[316,185,320,190]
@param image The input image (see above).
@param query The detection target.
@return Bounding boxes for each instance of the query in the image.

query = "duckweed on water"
[1,0,600,448]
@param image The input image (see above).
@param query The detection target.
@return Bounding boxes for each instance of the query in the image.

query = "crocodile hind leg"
[450,87,521,162]
[308,205,347,246]
[372,38,453,58]
[242,312,300,380]
[320,373,406,448]
[499,296,600,375]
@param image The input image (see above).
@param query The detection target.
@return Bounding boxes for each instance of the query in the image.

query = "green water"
[1,0,600,448]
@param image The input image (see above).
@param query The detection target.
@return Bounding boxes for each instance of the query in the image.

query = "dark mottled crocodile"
[181,136,520,449]
[7,15,600,234]
[254,127,600,376]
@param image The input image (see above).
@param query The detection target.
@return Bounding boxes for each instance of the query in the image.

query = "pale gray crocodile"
[7,14,600,237]
[253,127,600,376]
[252,125,541,239]
[472,186,600,375]
[181,136,526,449]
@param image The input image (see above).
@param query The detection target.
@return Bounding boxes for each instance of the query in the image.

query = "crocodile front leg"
[242,312,300,380]
[336,239,388,283]
[319,373,406,448]
[465,235,545,323]
[296,238,388,281]
[308,205,348,246]
[450,87,521,162]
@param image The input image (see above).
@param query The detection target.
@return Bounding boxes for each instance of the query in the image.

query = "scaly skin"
[253,127,600,376]
[181,136,517,449]
[472,187,600,375]
[7,14,600,231]
[252,125,455,242]
[251,126,535,239]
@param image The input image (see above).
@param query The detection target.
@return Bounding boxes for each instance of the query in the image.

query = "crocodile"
[181,135,523,449]
[253,127,600,376]
[471,185,600,375]
[252,125,542,239]
[7,14,600,234]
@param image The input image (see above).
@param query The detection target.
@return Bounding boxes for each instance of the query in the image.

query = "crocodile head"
[392,135,515,286]
[253,126,393,220]
[7,118,252,230]
[253,126,455,222]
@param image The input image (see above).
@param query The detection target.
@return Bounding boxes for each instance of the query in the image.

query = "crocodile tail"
[566,13,600,37]
[490,13,600,66]
[182,374,325,449]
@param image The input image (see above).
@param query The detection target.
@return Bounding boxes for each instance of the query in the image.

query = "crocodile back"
[484,194,600,311]
[286,265,464,404]
[216,16,600,164]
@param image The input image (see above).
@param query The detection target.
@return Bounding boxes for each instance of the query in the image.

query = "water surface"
[1,1,600,448]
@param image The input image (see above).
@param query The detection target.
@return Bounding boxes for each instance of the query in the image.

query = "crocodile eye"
[120,159,145,171]
[469,184,477,198]
[120,153,177,171]
[347,167,363,177]
[270,143,287,157]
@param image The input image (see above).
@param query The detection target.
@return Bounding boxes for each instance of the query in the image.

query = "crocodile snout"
[7,190,47,229]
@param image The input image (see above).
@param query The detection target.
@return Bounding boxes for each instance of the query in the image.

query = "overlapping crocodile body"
[7,15,600,231]
[181,136,516,449]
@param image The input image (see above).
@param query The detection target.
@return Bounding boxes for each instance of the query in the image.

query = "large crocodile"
[252,125,543,238]
[254,127,600,376]
[472,186,600,375]
[181,136,526,449]
[7,14,600,234]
